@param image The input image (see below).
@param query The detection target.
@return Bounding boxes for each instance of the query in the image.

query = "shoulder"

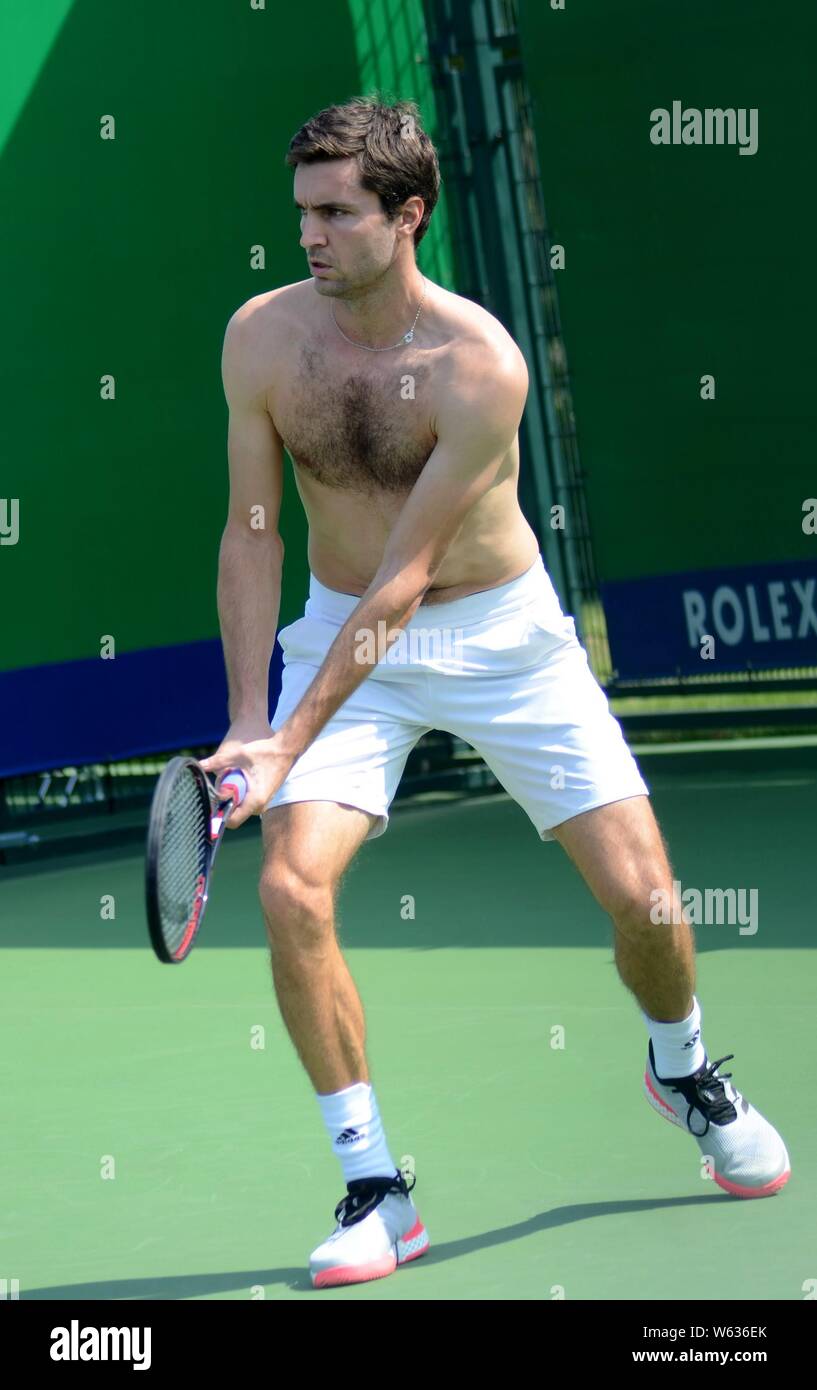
[225,279,311,341]
[222,281,312,397]
[428,283,528,396]
[425,285,528,435]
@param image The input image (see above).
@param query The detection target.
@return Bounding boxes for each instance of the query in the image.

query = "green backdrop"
[3,0,814,673]
[0,0,452,674]
[518,0,816,583]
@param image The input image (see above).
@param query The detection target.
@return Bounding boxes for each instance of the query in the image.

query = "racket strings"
[158,772,210,952]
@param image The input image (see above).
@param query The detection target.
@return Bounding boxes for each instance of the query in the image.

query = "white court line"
[653,778,815,790]
[630,734,817,755]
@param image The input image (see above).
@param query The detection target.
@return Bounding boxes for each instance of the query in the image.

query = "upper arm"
[221,304,285,539]
[378,343,529,587]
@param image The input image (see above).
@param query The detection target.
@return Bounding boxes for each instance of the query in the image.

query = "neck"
[331,267,426,348]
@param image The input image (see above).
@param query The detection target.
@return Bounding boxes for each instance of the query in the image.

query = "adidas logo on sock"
[336,1128,364,1146]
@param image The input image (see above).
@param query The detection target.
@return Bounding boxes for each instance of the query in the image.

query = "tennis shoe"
[645,1041,790,1197]
[310,1169,429,1288]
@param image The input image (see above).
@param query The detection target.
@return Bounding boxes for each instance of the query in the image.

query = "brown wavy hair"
[285,95,440,248]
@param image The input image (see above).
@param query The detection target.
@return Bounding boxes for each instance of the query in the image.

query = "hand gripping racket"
[145,756,248,963]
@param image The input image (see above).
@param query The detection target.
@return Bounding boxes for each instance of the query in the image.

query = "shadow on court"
[19,1192,727,1299]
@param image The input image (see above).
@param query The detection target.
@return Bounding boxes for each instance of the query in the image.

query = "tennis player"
[200,97,790,1288]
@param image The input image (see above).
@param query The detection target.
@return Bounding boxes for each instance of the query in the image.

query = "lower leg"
[613,910,696,1023]
[551,799,706,1076]
[264,891,397,1181]
[614,905,706,1077]
[270,934,370,1094]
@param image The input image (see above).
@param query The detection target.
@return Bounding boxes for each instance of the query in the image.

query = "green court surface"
[2,743,815,1301]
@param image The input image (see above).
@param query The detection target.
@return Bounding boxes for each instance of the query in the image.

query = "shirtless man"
[201,98,790,1290]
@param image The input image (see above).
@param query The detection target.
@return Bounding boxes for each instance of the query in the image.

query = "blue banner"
[601,560,817,680]
[0,639,285,778]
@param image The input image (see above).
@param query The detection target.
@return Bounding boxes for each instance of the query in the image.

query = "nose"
[298,212,327,251]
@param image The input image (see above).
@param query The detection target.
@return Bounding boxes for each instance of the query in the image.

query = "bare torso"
[255,278,539,605]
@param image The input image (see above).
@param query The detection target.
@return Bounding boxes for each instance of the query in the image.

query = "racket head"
[145,757,214,964]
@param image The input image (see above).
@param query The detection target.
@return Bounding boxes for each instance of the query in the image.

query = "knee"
[258,863,335,954]
[606,868,673,934]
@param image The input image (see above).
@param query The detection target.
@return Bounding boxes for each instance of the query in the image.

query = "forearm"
[217,523,284,721]
[276,569,429,761]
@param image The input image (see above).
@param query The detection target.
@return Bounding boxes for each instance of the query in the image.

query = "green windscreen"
[518,0,816,583]
[1,0,454,675]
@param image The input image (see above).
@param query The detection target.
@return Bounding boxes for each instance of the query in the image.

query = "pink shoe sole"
[713,1169,791,1198]
[312,1218,430,1289]
[644,1070,791,1199]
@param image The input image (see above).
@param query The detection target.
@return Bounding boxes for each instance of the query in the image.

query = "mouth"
[310,261,331,271]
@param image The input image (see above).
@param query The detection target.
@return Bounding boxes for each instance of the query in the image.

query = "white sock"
[316,1081,398,1184]
[643,994,706,1079]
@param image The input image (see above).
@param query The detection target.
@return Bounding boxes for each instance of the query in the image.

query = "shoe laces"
[667,1053,738,1135]
[334,1170,416,1229]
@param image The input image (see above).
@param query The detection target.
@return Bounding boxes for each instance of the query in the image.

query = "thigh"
[258,802,375,954]
[435,631,650,845]
[550,795,672,919]
[261,799,377,893]
[268,649,432,842]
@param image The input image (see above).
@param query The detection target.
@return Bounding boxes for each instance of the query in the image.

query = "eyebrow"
[293,199,357,212]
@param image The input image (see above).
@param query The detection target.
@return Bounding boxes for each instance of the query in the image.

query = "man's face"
[294,158,403,295]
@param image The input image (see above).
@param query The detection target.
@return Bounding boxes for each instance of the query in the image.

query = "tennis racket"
[145,756,248,964]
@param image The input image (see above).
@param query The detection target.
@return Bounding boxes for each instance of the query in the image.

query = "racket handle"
[218,769,248,806]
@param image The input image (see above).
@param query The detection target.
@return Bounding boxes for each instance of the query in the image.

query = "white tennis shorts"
[267,554,649,841]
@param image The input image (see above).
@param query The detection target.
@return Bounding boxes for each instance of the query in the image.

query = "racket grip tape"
[218,769,249,806]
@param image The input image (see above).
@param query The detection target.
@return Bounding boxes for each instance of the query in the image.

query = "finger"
[226,800,255,830]
[199,754,231,773]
